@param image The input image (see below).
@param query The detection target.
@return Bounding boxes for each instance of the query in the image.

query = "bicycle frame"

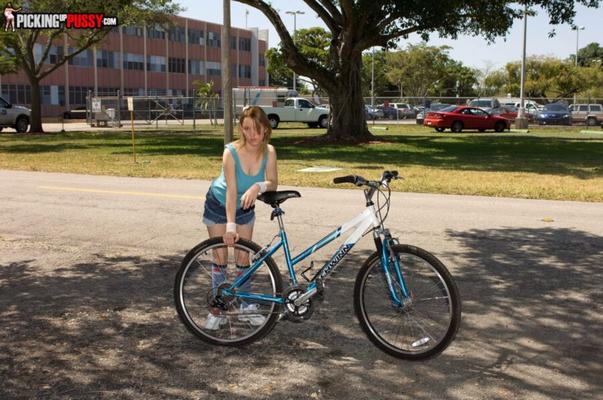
[225,199,410,307]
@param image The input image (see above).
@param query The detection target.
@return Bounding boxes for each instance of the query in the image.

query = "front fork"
[374,230,411,307]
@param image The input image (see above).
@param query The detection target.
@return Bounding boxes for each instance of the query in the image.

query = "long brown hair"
[236,106,272,154]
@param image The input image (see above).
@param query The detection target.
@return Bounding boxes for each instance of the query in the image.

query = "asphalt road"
[1,170,602,399]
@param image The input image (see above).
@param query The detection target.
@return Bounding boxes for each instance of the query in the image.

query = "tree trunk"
[325,52,373,141]
[29,78,44,133]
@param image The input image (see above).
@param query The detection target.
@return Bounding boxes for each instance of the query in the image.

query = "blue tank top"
[210,143,268,208]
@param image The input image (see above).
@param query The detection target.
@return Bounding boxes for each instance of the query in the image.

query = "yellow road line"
[38,185,203,201]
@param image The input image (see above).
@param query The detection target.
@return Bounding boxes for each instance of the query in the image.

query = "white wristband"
[226,222,236,233]
[257,181,267,194]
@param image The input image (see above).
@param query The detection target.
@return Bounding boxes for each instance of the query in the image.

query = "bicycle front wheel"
[174,237,283,346]
[354,244,461,360]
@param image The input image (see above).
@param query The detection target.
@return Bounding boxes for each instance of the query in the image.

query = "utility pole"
[286,10,304,92]
[222,0,233,143]
[573,25,585,105]
[515,5,529,130]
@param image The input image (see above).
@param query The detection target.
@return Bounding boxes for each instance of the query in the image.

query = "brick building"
[0,15,269,117]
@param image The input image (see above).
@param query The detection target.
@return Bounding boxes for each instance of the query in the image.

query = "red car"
[424,105,511,133]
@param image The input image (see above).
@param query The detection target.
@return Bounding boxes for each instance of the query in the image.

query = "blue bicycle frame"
[224,202,411,307]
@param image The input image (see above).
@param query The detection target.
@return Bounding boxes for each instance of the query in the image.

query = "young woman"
[202,106,278,330]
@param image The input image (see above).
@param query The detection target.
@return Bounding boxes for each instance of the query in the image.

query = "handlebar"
[333,170,400,187]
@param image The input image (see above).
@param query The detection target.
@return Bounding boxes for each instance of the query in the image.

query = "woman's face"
[241,117,265,147]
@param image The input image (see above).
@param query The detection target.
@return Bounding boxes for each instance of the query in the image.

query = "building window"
[68,48,93,67]
[206,61,221,76]
[239,65,251,79]
[123,53,144,70]
[188,59,204,75]
[188,29,204,45]
[69,86,94,105]
[169,26,186,43]
[96,49,116,68]
[124,25,143,37]
[168,57,185,73]
[147,55,166,72]
[207,31,220,47]
[147,25,166,40]
[1,84,32,105]
[239,38,251,52]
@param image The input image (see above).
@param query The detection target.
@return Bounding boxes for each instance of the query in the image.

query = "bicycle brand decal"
[318,243,353,280]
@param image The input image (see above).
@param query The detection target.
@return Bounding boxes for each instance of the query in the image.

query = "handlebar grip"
[333,175,358,184]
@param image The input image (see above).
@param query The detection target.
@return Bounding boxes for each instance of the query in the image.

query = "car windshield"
[543,103,567,112]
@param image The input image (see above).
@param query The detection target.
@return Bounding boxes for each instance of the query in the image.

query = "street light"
[286,10,305,92]
[573,25,585,105]
[516,4,529,129]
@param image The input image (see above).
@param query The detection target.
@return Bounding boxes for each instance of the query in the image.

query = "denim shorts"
[202,189,255,226]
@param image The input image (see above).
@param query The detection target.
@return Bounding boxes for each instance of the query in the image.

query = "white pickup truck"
[260,97,330,129]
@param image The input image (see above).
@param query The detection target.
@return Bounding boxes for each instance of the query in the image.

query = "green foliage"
[576,42,603,67]
[485,56,603,99]
[384,44,478,98]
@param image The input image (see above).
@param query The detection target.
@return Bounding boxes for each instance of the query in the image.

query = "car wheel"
[435,127,445,132]
[494,121,506,133]
[268,115,279,129]
[451,121,463,133]
[15,116,29,133]
[318,115,329,129]
[587,117,597,127]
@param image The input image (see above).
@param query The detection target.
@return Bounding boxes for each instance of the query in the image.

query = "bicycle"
[174,171,461,360]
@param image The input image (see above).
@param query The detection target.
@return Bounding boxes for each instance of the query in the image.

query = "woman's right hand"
[223,231,239,246]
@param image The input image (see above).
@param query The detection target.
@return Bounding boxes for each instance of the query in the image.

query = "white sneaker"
[238,303,266,326]
[204,313,228,330]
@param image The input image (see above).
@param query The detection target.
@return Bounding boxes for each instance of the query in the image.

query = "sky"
[179,0,603,71]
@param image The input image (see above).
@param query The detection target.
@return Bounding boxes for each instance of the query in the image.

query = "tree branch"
[38,30,108,80]
[304,0,338,32]
[234,0,337,93]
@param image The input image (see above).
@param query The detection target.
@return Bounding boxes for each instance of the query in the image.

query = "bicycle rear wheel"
[354,244,461,360]
[174,237,283,346]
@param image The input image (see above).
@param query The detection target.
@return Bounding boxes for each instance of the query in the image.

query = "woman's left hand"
[240,184,260,210]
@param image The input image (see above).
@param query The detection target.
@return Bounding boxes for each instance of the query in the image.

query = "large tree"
[235,0,599,141]
[0,0,180,133]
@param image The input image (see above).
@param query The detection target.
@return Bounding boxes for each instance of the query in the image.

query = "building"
[0,15,269,117]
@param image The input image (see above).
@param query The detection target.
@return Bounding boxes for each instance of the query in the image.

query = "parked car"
[62,106,88,119]
[423,105,510,133]
[468,98,501,112]
[0,95,30,133]
[416,103,452,125]
[535,103,571,125]
[365,105,383,120]
[260,97,329,129]
[569,103,603,126]
[382,103,417,119]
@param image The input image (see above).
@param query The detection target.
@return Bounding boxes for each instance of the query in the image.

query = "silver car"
[0,96,31,133]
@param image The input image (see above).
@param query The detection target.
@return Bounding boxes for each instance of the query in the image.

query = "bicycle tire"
[174,237,283,346]
[354,244,461,360]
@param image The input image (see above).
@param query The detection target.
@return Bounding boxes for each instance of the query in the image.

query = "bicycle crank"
[283,286,315,322]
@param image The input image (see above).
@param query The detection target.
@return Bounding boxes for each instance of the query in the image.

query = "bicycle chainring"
[283,286,314,322]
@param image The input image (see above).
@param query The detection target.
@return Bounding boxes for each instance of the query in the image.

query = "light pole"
[573,25,585,105]
[516,4,529,129]
[286,10,304,92]
[222,0,233,143]
[371,47,375,107]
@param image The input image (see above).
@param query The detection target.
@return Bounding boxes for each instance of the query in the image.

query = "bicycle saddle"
[257,190,301,207]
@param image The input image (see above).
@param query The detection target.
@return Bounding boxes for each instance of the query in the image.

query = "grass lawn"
[1,123,602,202]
